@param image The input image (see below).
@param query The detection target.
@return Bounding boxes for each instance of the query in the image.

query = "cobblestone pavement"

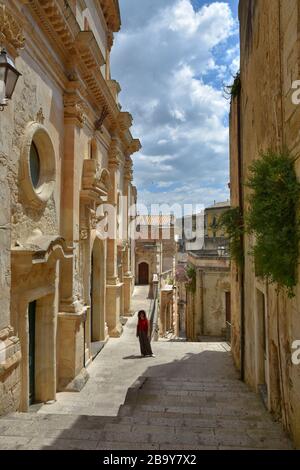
[0,286,293,449]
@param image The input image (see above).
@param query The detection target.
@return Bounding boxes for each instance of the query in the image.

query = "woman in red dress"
[136,310,155,357]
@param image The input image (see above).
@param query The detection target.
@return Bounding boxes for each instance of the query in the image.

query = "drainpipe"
[237,88,245,382]
[200,270,204,335]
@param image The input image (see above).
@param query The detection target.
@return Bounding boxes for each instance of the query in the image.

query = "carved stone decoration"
[82,160,111,199]
[80,229,89,240]
[108,137,121,166]
[90,214,97,230]
[0,3,25,53]
[107,30,114,51]
[124,158,133,182]
[95,105,109,132]
[100,0,121,32]
[36,107,45,124]
[127,138,142,156]
[64,92,85,128]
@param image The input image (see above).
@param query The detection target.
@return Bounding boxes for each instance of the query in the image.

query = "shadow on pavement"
[2,347,288,450]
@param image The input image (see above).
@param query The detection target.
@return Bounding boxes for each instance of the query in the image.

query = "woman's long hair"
[138,310,147,320]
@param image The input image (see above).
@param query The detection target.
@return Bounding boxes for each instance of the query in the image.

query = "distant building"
[205,201,230,238]
[135,215,176,285]
[175,201,231,341]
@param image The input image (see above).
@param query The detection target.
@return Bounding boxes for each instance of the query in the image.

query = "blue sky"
[111,0,240,209]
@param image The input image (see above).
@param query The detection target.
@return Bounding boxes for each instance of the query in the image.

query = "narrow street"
[0,287,292,450]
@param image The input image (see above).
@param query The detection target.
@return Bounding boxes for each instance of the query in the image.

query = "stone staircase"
[0,376,293,450]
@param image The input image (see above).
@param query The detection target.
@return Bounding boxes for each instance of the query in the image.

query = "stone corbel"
[127,138,142,156]
[95,105,109,132]
[64,84,86,128]
[107,30,114,51]
[0,3,25,57]
[108,137,122,167]
[100,0,121,32]
[118,111,133,132]
[124,158,133,182]
[107,79,121,103]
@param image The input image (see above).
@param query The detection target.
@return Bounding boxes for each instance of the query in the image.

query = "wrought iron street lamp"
[0,48,22,111]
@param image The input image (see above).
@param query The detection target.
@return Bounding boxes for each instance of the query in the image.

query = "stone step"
[141,383,249,392]
[129,392,263,409]
[144,377,243,384]
[139,386,258,400]
[119,414,283,431]
[143,379,248,386]
[119,403,269,419]
[1,411,283,436]
[0,426,292,451]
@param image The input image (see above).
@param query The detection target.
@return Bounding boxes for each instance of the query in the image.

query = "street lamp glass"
[0,49,22,101]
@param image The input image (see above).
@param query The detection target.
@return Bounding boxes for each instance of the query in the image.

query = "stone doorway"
[139,262,149,285]
[18,293,57,411]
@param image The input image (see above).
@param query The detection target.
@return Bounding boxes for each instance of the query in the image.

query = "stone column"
[106,140,123,337]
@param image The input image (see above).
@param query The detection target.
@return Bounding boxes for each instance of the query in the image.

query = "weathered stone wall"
[231,0,300,446]
[185,253,230,340]
[229,97,241,371]
[202,271,230,337]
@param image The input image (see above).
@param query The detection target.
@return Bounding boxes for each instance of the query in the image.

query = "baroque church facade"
[0,0,140,414]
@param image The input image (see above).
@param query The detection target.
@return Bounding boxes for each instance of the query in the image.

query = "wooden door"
[139,262,149,285]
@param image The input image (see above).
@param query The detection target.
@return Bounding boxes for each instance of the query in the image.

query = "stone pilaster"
[106,139,123,337]
[122,159,134,315]
[58,82,88,391]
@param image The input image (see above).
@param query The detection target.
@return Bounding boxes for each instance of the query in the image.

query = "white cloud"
[111,0,238,208]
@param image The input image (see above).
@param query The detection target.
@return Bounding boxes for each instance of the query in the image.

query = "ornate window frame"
[20,122,56,208]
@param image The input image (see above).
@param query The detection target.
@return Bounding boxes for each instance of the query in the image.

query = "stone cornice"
[21,1,140,158]
[11,236,73,274]
[25,0,79,61]
[75,30,106,69]
[21,1,139,150]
